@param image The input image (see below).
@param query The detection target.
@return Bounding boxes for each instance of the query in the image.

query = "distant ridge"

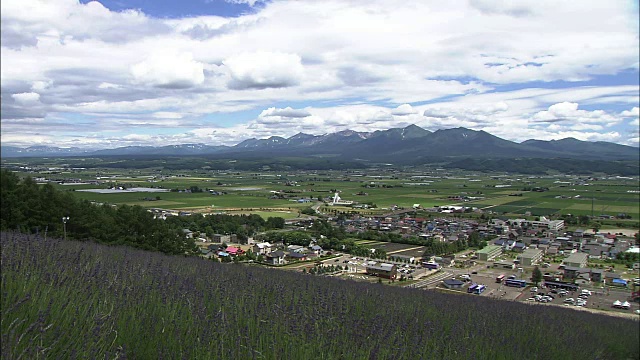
[1,125,638,162]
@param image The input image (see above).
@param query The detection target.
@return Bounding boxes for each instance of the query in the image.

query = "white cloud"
[98,82,121,89]
[259,107,311,118]
[0,0,638,148]
[223,51,304,89]
[152,112,184,119]
[131,52,204,88]
[391,104,417,116]
[11,92,40,104]
[620,107,639,118]
[532,102,619,125]
[31,80,51,91]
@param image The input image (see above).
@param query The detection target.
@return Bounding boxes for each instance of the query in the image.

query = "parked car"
[530,287,538,293]
[564,298,575,304]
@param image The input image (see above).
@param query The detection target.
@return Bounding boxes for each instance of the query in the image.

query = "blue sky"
[1,0,638,149]
[79,0,258,18]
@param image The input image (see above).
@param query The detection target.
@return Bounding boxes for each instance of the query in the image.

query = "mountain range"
[2,125,638,163]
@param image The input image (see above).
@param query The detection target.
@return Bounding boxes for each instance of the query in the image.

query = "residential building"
[287,252,308,261]
[563,252,588,268]
[518,248,544,266]
[253,242,272,255]
[266,250,286,265]
[477,245,502,261]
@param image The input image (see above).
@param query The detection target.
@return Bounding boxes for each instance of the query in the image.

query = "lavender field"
[1,231,638,359]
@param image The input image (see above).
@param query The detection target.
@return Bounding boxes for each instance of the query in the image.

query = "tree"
[592,222,602,234]
[532,266,542,285]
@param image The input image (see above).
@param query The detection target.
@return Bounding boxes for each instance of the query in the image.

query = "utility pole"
[62,217,69,241]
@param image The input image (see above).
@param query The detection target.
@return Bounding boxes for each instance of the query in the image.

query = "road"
[405,270,454,289]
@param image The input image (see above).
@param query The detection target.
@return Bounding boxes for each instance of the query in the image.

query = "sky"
[1,0,639,149]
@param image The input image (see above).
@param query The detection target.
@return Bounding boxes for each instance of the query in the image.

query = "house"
[442,279,464,289]
[590,269,604,282]
[287,245,305,253]
[287,252,307,261]
[182,229,194,239]
[266,250,286,265]
[225,246,244,256]
[253,242,272,255]
[582,244,610,258]
[309,245,323,255]
[212,234,230,243]
[494,238,508,247]
[513,242,526,252]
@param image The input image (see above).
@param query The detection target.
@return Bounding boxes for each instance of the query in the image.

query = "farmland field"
[4,160,640,222]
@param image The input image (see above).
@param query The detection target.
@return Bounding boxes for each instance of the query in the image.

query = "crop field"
[7,162,640,221]
[369,242,426,255]
[3,232,638,359]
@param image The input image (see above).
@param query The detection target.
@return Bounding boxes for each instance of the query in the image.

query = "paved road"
[405,270,454,289]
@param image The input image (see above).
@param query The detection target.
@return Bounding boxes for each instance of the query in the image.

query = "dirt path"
[387,246,425,255]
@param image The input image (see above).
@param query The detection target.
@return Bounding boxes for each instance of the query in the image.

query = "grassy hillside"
[2,232,639,359]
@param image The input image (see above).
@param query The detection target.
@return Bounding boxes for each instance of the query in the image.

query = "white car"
[581,290,592,296]
[530,287,538,293]
[564,298,575,304]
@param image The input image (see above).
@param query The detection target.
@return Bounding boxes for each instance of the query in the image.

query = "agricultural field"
[4,160,640,222]
[3,231,638,359]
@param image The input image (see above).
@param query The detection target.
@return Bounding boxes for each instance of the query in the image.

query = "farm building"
[365,263,397,279]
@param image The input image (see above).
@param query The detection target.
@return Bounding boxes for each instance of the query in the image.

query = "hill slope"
[2,231,638,359]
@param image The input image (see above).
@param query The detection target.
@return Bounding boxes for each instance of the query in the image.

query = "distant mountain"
[2,125,638,163]
[91,144,229,156]
[0,145,88,157]
[520,138,639,160]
